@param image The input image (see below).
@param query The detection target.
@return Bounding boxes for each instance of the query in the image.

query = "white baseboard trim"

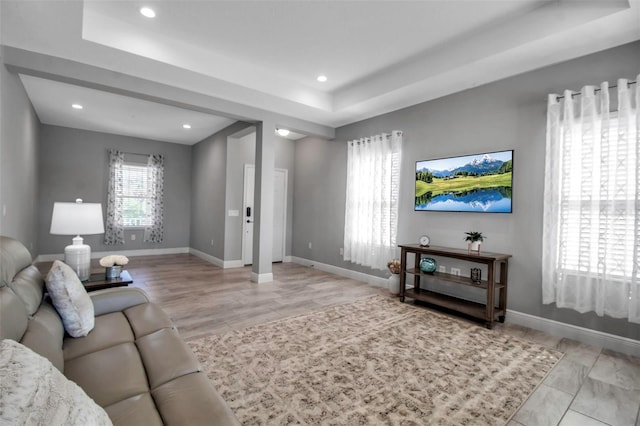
[35,254,64,262]
[190,250,290,270]
[224,260,243,269]
[291,256,388,288]
[188,249,245,269]
[251,272,273,283]
[35,247,190,263]
[188,248,224,267]
[283,255,293,263]
[506,309,640,357]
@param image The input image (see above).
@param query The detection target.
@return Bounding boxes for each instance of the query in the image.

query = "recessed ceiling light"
[317,75,328,83]
[277,128,290,137]
[182,124,191,129]
[140,7,156,18]
[71,104,83,109]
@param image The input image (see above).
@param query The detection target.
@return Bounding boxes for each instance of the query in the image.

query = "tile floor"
[503,327,640,426]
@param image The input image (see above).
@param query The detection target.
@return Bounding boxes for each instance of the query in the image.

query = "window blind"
[117,163,154,227]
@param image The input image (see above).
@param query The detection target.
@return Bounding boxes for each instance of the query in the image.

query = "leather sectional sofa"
[0,236,239,425]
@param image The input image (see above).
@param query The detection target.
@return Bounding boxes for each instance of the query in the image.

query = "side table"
[83,270,133,292]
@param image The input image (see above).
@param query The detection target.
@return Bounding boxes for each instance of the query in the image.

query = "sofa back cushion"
[9,265,44,315]
[20,303,65,372]
[0,236,34,288]
[0,236,65,369]
[0,285,28,341]
[0,235,44,316]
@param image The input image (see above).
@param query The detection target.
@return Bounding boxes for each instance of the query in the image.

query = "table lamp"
[50,199,105,281]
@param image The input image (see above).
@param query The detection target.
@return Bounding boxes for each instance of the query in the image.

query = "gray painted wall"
[0,65,40,256]
[190,121,251,259]
[224,131,295,261]
[292,41,640,340]
[38,125,192,255]
[293,136,354,267]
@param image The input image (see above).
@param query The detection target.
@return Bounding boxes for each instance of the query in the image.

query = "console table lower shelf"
[403,288,505,323]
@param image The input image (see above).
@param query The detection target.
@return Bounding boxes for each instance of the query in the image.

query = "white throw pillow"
[0,339,112,426]
[45,260,95,337]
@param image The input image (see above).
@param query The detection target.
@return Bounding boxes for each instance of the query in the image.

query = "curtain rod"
[117,150,151,157]
[555,80,637,100]
[349,130,403,143]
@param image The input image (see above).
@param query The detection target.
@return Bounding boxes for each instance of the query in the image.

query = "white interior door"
[242,165,287,265]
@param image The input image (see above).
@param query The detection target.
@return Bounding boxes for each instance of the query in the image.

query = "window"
[119,163,155,228]
[542,79,639,323]
[104,150,164,245]
[558,115,637,279]
[343,131,402,270]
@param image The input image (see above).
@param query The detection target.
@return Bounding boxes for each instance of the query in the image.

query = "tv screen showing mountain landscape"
[415,150,513,213]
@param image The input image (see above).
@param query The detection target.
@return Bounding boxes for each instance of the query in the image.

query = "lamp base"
[64,236,91,281]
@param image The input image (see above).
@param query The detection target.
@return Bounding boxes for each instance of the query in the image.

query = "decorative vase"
[468,241,481,254]
[388,274,400,295]
[105,265,122,279]
[419,257,437,274]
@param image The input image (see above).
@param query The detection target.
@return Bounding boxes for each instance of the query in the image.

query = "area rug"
[188,296,562,425]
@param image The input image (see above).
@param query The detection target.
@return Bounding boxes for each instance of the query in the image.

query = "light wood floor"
[40,254,640,425]
[119,254,387,340]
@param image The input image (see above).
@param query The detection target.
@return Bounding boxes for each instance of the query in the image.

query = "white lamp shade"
[50,201,105,235]
[50,200,104,281]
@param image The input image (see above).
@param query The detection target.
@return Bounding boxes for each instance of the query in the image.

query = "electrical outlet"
[131,234,136,241]
[339,247,344,255]
[211,239,214,246]
[438,265,446,273]
[308,242,312,249]
[451,267,461,276]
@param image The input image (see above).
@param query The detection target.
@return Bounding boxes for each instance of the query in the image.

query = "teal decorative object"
[419,257,437,274]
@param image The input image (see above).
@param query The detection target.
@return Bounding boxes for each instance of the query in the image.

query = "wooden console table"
[399,244,511,328]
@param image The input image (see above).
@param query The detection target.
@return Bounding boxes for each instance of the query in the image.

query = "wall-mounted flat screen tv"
[415,150,513,213]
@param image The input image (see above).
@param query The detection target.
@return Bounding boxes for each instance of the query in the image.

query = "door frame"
[241,164,288,265]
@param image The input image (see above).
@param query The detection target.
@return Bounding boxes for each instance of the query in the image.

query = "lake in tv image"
[415,150,513,213]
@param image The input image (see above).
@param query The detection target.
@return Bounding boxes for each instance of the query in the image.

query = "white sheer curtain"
[542,76,640,323]
[344,131,402,270]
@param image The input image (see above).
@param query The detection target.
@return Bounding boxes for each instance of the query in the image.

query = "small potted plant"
[387,259,401,295]
[99,255,129,279]
[465,231,485,254]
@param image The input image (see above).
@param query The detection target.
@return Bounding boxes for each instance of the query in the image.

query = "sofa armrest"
[90,287,150,316]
